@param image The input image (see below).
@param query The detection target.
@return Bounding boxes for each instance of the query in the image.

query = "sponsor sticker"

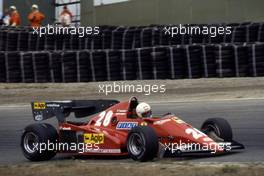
[46,103,60,108]
[171,117,185,124]
[86,148,121,153]
[116,122,138,130]
[153,118,171,125]
[84,133,104,144]
[34,102,46,109]
[34,114,43,121]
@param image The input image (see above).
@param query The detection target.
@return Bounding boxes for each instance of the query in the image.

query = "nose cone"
[152,116,225,153]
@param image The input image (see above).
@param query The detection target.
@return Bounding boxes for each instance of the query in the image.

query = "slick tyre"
[127,126,159,162]
[21,123,58,161]
[201,118,233,142]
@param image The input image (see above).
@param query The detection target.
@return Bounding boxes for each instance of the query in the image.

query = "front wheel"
[21,123,58,161]
[127,126,159,162]
[201,118,233,142]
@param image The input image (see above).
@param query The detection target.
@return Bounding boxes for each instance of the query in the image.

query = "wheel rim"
[205,124,220,136]
[23,132,39,153]
[203,124,223,142]
[128,133,145,156]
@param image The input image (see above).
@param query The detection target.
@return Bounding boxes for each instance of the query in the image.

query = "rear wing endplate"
[31,100,119,122]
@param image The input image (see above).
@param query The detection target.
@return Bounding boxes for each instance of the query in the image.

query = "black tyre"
[201,118,233,142]
[21,123,58,161]
[127,126,158,162]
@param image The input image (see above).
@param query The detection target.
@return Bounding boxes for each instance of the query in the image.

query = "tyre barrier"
[0,43,264,83]
[1,23,264,51]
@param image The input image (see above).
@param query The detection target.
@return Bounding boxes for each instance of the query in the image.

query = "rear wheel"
[21,123,58,161]
[201,118,233,142]
[127,126,158,162]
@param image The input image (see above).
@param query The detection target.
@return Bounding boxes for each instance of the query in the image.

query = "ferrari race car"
[21,97,244,162]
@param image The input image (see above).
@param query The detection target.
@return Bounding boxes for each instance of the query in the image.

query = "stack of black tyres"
[0,52,6,82]
[247,23,260,42]
[168,26,183,45]
[93,33,103,49]
[214,44,236,77]
[207,25,224,44]
[22,52,34,82]
[33,52,51,82]
[136,48,154,79]
[121,49,138,80]
[201,45,217,77]
[85,35,93,49]
[133,27,142,48]
[63,34,72,50]
[92,51,107,81]
[112,27,125,49]
[71,34,80,50]
[151,47,170,79]
[18,31,29,51]
[50,51,63,82]
[37,34,45,51]
[6,31,18,51]
[185,45,203,78]
[123,27,135,49]
[248,43,264,76]
[6,52,22,82]
[153,27,162,46]
[191,25,204,44]
[159,26,170,46]
[55,34,64,50]
[28,31,37,51]
[45,33,56,50]
[224,24,239,43]
[102,28,112,49]
[232,26,247,43]
[107,50,122,81]
[140,28,153,48]
[62,51,77,82]
[78,51,93,82]
[168,46,186,79]
[233,45,249,77]
[259,23,264,42]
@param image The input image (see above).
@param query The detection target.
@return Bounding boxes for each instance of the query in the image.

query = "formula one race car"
[21,97,244,162]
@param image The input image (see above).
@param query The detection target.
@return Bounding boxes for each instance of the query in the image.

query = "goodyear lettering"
[84,133,104,144]
[34,102,46,109]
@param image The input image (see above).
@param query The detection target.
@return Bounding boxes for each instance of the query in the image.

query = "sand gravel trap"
[0,160,264,176]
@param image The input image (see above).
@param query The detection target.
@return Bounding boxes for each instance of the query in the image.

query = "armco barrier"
[0,43,264,83]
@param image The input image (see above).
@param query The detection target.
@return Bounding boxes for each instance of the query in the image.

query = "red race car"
[21,97,244,162]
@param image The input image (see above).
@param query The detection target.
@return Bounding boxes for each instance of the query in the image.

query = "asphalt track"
[0,99,264,164]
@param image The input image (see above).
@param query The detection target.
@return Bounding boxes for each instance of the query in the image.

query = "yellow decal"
[84,133,104,144]
[34,102,46,109]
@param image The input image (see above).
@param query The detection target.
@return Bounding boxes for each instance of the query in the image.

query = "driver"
[136,102,152,118]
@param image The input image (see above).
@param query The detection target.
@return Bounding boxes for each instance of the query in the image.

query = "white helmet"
[136,102,152,118]
[32,4,38,10]
[10,6,16,10]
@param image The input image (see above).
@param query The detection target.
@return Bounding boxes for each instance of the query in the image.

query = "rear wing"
[31,100,119,122]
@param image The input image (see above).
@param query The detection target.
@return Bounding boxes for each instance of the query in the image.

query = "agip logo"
[34,102,46,110]
[84,133,104,144]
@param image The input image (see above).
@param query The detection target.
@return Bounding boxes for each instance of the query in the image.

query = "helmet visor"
[141,110,152,118]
